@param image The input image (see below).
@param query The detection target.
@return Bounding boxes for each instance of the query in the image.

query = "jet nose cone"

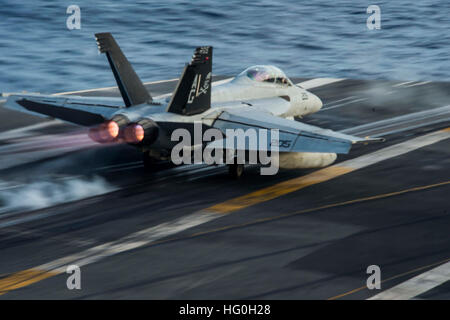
[309,93,323,113]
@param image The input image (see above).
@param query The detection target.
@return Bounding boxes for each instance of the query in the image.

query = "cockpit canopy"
[239,65,293,86]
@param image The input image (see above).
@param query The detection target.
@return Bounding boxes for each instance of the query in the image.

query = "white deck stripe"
[153,77,234,100]
[52,78,179,96]
[0,120,62,141]
[368,261,450,300]
[319,98,368,111]
[36,210,218,272]
[342,128,450,169]
[392,81,415,87]
[212,77,234,86]
[51,77,233,96]
[323,96,358,106]
[297,78,345,89]
[14,127,449,276]
[404,81,431,88]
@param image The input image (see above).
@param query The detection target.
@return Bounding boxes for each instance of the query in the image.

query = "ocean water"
[0,0,449,94]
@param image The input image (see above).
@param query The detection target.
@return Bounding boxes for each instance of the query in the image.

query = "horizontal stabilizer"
[4,93,120,126]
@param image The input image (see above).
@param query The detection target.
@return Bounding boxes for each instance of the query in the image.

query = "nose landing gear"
[228,162,244,179]
[142,151,158,171]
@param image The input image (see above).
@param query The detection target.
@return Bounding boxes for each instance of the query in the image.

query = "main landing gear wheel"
[142,152,158,171]
[228,163,244,179]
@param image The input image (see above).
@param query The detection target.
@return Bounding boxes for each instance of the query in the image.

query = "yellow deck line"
[208,166,354,214]
[208,127,450,214]
[185,180,450,239]
[1,180,449,297]
[1,128,449,297]
[0,269,58,296]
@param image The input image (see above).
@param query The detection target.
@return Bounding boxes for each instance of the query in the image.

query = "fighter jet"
[5,33,382,178]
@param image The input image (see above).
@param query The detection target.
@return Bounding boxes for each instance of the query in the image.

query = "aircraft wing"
[4,93,123,126]
[205,108,383,154]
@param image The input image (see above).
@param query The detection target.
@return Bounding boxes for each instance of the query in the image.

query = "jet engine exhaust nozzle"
[124,123,145,144]
[88,120,120,143]
[123,118,159,145]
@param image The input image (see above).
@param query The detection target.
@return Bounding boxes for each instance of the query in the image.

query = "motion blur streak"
[0,269,58,296]
[208,127,450,214]
[0,131,97,155]
[1,180,449,297]
[209,166,353,214]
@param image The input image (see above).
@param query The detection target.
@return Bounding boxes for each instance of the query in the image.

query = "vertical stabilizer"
[95,32,152,107]
[167,46,212,115]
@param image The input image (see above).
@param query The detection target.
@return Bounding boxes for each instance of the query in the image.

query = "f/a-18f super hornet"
[5,33,382,177]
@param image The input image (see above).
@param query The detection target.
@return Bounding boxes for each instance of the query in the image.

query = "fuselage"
[4,36,368,173]
[112,66,322,126]
[211,67,323,118]
[103,65,323,151]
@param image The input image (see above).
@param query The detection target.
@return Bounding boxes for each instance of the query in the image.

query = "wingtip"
[366,136,386,142]
[352,136,385,144]
[94,32,112,39]
[95,33,114,54]
[190,46,213,65]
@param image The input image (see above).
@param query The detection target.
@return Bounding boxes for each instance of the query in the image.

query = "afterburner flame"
[124,124,145,143]
[88,120,120,143]
[101,121,120,140]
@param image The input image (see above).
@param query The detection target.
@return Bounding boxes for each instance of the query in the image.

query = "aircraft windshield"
[245,66,291,86]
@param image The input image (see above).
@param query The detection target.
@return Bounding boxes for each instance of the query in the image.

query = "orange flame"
[124,124,145,144]
[88,120,120,143]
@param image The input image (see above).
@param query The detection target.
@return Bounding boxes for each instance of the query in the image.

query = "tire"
[142,152,158,171]
[228,163,244,179]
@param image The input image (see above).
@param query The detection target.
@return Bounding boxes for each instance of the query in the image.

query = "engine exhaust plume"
[123,119,159,144]
[123,124,145,144]
[88,120,120,143]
